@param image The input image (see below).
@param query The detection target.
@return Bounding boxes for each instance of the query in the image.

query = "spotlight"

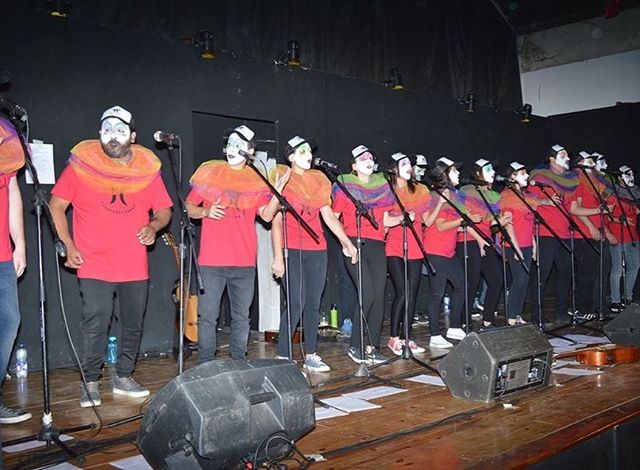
[195,30,215,60]
[47,0,71,18]
[276,40,302,66]
[459,92,475,112]
[521,103,532,123]
[383,68,404,91]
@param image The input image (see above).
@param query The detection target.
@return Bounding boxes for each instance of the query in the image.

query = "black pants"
[575,238,600,314]
[78,279,148,382]
[530,237,572,321]
[456,242,503,324]
[345,238,386,349]
[277,249,327,357]
[427,255,464,336]
[506,246,532,319]
[387,257,422,338]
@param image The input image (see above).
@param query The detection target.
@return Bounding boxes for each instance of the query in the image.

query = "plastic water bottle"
[15,343,28,380]
[443,294,451,330]
[330,304,339,328]
[106,336,118,365]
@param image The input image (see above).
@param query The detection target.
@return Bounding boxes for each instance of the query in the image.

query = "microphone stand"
[246,160,318,365]
[3,113,92,462]
[161,139,204,375]
[423,180,499,333]
[314,168,399,387]
[475,184,529,321]
[577,168,615,322]
[504,182,575,343]
[370,174,438,374]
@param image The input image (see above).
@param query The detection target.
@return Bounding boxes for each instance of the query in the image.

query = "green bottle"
[329,304,339,328]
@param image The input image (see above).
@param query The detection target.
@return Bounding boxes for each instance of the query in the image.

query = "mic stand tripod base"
[369,344,439,375]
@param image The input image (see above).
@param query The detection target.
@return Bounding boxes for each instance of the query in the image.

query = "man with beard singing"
[50,106,172,408]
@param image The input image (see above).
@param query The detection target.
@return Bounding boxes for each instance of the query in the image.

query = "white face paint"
[514,170,529,188]
[596,158,608,172]
[398,157,412,180]
[291,143,312,170]
[354,152,375,176]
[582,158,595,169]
[481,164,495,184]
[413,166,426,181]
[99,118,132,159]
[622,171,635,187]
[225,133,249,165]
[554,150,570,170]
[448,166,460,187]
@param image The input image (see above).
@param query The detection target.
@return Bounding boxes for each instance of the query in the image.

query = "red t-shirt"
[569,180,604,240]
[527,185,571,239]
[332,191,389,242]
[52,167,173,282]
[424,207,460,258]
[607,195,638,243]
[385,187,430,259]
[499,191,536,248]
[187,189,271,267]
[0,172,16,262]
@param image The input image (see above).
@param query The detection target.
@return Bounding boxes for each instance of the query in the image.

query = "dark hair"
[388,157,416,194]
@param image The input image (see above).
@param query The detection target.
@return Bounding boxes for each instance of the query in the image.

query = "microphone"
[530,180,554,190]
[572,163,595,170]
[460,178,490,186]
[494,174,511,183]
[0,96,28,123]
[153,131,179,143]
[602,168,623,177]
[238,149,257,161]
[313,157,339,171]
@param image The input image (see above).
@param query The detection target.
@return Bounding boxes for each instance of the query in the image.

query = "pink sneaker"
[407,340,426,354]
[387,337,403,356]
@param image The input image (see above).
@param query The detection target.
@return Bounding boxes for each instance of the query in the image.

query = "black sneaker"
[412,313,429,325]
[0,404,32,424]
[347,346,367,364]
[610,303,623,314]
[568,310,597,321]
[366,347,388,365]
[80,381,101,408]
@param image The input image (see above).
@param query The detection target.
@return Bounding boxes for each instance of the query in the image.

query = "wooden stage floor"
[2,320,640,469]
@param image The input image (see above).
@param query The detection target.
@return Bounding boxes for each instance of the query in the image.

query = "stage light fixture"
[195,30,215,60]
[521,103,532,123]
[276,40,302,66]
[383,68,404,91]
[459,92,476,112]
[47,0,71,18]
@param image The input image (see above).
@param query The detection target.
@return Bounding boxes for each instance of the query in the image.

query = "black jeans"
[387,256,422,338]
[530,237,572,321]
[277,249,327,357]
[427,255,464,336]
[456,242,503,324]
[345,238,386,349]
[78,279,148,382]
[506,246,532,319]
[198,266,256,362]
[575,238,600,314]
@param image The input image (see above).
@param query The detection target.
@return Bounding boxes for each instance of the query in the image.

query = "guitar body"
[163,232,199,343]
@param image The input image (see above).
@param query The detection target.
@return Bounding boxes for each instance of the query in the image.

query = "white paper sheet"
[110,454,153,470]
[315,406,349,420]
[26,142,56,184]
[36,463,81,470]
[319,396,382,412]
[3,434,73,453]
[563,334,610,345]
[341,386,407,400]
[404,374,446,387]
[553,367,604,376]
[553,359,580,368]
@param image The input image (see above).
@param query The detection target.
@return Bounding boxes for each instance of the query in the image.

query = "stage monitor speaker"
[137,359,315,469]
[437,324,553,403]
[604,303,640,347]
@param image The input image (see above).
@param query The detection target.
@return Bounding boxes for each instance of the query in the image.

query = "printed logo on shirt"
[100,193,137,214]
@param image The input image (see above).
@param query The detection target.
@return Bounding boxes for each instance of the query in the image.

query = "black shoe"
[347,346,367,364]
[366,347,389,365]
[610,303,623,314]
[412,313,429,325]
[568,310,597,321]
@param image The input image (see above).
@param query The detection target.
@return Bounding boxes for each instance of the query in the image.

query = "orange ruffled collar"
[0,117,26,175]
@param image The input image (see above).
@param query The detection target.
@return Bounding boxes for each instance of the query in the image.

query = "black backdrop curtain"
[9,0,523,109]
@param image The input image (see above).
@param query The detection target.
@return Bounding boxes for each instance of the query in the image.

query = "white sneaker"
[446,328,466,341]
[429,335,453,348]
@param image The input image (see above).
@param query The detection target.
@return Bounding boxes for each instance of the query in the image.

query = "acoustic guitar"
[162,232,198,342]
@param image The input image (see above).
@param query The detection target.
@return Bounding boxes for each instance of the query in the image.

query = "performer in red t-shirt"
[423,157,482,349]
[385,152,429,356]
[569,151,615,319]
[332,145,396,364]
[50,106,173,408]
[528,145,578,324]
[0,116,31,424]
[270,136,357,372]
[185,125,288,364]
[607,165,640,312]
